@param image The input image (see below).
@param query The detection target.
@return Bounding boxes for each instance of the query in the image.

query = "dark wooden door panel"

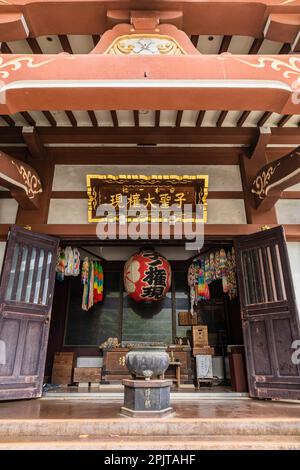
[235,226,300,400]
[0,226,59,401]
[0,316,21,377]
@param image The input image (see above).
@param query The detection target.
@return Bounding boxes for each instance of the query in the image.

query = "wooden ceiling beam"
[1,115,15,126]
[111,110,118,127]
[48,146,242,165]
[237,111,251,127]
[42,111,57,127]
[196,111,205,127]
[175,110,183,128]
[248,38,264,54]
[1,223,299,243]
[257,112,272,127]
[155,111,160,127]
[87,110,98,127]
[216,111,228,127]
[65,111,77,127]
[20,112,36,127]
[190,35,199,47]
[92,35,101,47]
[279,43,292,54]
[219,35,232,53]
[0,127,299,146]
[277,115,292,127]
[0,42,12,54]
[58,35,73,54]
[26,38,43,54]
[133,110,139,127]
[22,127,46,159]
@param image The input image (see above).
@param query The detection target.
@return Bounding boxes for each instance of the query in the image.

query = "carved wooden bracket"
[0,151,42,209]
[251,146,300,213]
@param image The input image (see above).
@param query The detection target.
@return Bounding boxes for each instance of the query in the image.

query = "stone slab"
[122,379,172,388]
[120,406,173,418]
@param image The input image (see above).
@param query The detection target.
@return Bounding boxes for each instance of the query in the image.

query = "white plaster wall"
[276,200,300,224]
[79,246,198,261]
[48,199,88,224]
[48,198,247,225]
[0,242,6,274]
[0,199,18,224]
[287,242,300,318]
[52,165,243,192]
[207,199,246,224]
[286,182,300,191]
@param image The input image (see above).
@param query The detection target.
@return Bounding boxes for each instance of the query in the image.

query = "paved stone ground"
[0,398,299,449]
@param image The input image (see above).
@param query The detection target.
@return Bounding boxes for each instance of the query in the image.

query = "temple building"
[0,0,299,450]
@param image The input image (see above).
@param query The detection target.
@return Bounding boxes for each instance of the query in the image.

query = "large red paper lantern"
[124,250,172,303]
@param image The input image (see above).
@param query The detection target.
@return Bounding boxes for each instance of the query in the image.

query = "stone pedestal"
[121,379,173,418]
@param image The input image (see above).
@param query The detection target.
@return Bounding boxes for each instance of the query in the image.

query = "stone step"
[0,435,299,450]
[0,418,299,438]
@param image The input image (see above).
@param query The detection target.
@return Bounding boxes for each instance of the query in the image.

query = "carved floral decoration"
[11,160,42,199]
[105,34,185,55]
[251,163,281,200]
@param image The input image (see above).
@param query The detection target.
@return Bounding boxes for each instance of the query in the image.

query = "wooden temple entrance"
[0,0,299,450]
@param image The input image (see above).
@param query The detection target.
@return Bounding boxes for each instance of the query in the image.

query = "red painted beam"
[0,54,298,114]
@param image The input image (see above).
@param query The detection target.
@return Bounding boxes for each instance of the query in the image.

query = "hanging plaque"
[87,174,208,223]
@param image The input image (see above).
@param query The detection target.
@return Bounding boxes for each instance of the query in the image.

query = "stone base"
[121,379,173,418]
[120,406,173,418]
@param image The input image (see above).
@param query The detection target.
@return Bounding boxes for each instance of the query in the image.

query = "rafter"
[279,43,292,54]
[21,112,35,127]
[26,38,43,54]
[133,110,139,127]
[1,115,15,126]
[190,35,199,47]
[216,111,228,127]
[58,35,73,54]
[87,110,98,127]
[155,111,160,127]
[42,111,57,127]
[196,111,205,127]
[248,38,264,54]
[110,110,118,127]
[257,112,272,127]
[219,35,232,53]
[65,111,77,127]
[92,35,101,47]
[277,115,292,127]
[237,111,251,127]
[175,111,183,128]
[0,42,12,54]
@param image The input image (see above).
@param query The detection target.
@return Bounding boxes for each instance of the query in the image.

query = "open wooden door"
[235,226,300,400]
[0,226,59,400]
